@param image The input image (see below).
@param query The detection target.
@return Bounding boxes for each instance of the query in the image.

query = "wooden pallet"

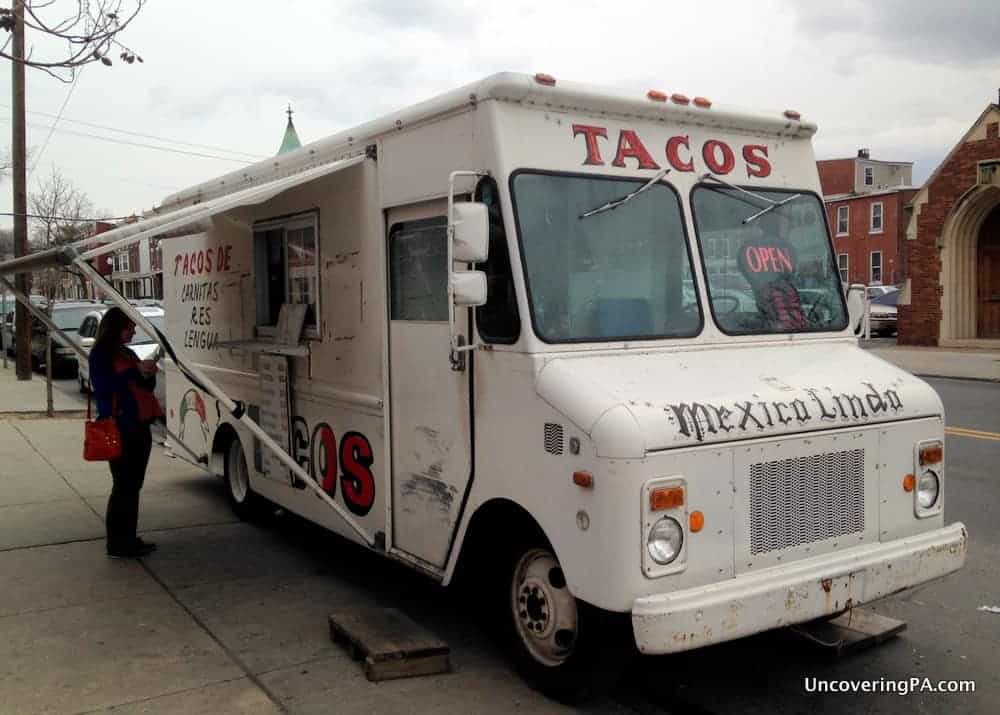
[792,607,907,657]
[329,607,451,682]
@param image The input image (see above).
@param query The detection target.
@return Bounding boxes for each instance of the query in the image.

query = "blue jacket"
[89,345,157,428]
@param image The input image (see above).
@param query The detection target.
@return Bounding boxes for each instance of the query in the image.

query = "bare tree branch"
[0,1,145,82]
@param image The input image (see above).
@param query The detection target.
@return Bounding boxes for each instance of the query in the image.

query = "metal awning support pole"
[66,249,374,546]
[0,275,212,471]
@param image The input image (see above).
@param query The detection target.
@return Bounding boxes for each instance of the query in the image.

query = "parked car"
[868,289,899,336]
[3,294,48,356]
[851,286,899,335]
[29,301,98,375]
[76,305,166,410]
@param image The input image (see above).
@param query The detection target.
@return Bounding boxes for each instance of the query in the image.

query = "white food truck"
[146,73,965,699]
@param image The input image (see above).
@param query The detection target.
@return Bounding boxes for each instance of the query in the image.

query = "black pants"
[106,423,152,552]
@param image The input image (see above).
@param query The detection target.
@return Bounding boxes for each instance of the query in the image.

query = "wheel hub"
[511,548,578,666]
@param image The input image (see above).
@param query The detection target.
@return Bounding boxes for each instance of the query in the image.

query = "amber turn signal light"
[903,474,916,492]
[572,471,594,489]
[689,510,704,533]
[919,444,943,465]
[650,486,684,511]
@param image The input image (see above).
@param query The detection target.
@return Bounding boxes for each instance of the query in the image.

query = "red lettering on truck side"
[340,432,375,516]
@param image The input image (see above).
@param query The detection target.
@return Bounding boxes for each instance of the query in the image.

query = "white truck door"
[387,206,473,569]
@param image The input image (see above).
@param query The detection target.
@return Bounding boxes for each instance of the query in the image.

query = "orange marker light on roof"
[650,486,684,511]
[689,511,704,533]
[693,96,712,108]
[670,93,690,106]
[903,474,916,492]
[573,471,594,489]
[647,90,668,102]
[534,72,556,86]
[784,109,801,120]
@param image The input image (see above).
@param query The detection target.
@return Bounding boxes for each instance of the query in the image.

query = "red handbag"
[84,393,122,461]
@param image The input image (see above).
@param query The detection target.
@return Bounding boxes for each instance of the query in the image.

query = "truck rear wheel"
[224,437,265,519]
[504,543,631,703]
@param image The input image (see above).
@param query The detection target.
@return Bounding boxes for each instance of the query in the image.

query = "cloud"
[792,0,1000,66]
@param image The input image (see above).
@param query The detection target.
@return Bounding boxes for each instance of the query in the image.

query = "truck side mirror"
[846,284,866,334]
[451,270,487,307]
[451,202,489,263]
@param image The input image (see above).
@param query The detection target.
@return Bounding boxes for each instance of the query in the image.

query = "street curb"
[0,410,87,420]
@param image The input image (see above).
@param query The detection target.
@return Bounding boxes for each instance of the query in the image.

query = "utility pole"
[12,0,31,380]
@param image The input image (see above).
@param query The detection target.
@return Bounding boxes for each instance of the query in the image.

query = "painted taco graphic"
[178,388,211,450]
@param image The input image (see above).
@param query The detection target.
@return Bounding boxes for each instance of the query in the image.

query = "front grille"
[749,448,865,555]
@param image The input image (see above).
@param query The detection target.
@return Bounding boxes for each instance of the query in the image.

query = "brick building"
[900,101,1000,346]
[818,151,916,286]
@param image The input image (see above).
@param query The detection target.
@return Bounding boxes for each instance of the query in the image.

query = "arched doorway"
[939,184,1000,344]
[978,206,1000,338]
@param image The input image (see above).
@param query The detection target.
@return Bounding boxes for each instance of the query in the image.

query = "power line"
[28,67,83,179]
[0,211,136,222]
[0,102,268,160]
[0,117,256,163]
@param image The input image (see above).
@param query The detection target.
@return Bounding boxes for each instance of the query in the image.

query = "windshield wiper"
[579,168,670,219]
[699,173,801,224]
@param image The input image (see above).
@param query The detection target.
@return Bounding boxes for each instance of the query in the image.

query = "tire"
[501,542,632,703]
[224,437,267,520]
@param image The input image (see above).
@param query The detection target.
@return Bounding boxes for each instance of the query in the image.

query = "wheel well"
[451,498,551,587]
[211,422,239,477]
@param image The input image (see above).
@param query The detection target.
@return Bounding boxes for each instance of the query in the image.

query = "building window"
[389,217,448,321]
[837,206,849,235]
[838,253,849,284]
[253,213,319,330]
[870,202,883,233]
[864,166,874,186]
[870,251,882,284]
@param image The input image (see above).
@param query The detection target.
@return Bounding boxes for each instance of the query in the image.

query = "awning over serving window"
[0,154,367,277]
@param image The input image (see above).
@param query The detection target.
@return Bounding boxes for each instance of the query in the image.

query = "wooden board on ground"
[329,607,451,681]
[792,607,906,657]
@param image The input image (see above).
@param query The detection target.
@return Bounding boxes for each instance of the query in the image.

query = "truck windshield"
[691,186,848,335]
[511,172,701,342]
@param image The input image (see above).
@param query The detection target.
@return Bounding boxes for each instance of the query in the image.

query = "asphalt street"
[0,374,995,714]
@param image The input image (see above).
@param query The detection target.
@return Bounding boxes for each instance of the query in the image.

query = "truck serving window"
[511,172,700,343]
[253,213,319,331]
[691,186,848,335]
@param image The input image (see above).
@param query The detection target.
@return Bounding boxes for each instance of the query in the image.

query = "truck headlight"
[647,516,683,564]
[918,470,940,509]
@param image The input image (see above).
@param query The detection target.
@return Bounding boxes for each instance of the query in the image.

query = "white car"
[76,306,166,411]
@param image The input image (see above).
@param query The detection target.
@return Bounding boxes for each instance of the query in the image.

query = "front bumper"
[631,522,967,654]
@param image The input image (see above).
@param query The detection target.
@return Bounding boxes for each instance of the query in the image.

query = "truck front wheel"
[224,438,266,520]
[504,544,631,703]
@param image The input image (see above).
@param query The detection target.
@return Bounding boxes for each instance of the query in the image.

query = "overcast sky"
[1,0,997,227]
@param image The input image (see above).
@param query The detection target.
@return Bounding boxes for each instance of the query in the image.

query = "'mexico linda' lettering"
[668,383,905,442]
[571,124,772,178]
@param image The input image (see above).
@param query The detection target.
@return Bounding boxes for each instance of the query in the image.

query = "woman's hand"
[138,360,158,377]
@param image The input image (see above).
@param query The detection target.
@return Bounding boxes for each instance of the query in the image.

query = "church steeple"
[277,103,302,155]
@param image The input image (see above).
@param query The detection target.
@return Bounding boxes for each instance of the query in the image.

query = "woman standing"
[89,307,163,558]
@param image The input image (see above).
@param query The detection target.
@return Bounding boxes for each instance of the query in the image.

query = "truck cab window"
[389,217,448,321]
[253,214,319,330]
[474,178,520,343]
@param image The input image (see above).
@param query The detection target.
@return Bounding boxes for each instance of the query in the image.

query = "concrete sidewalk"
[0,361,88,417]
[863,343,1000,382]
[0,418,582,714]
